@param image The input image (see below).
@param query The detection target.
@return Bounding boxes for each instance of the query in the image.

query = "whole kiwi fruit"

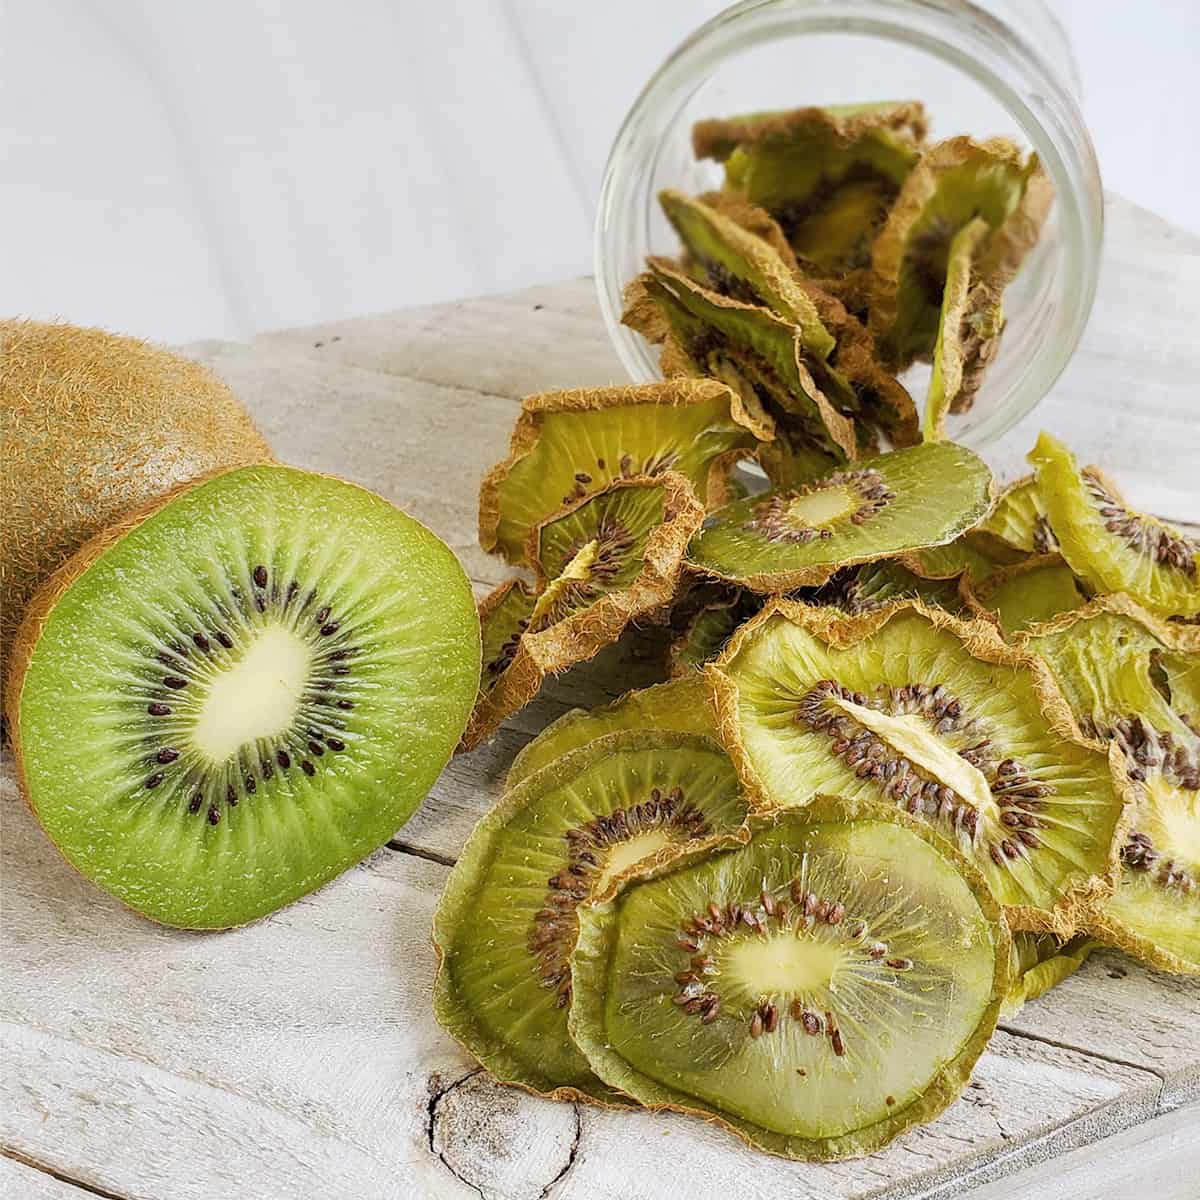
[1,320,272,683]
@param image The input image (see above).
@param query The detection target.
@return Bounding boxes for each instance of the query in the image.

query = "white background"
[2,0,1197,344]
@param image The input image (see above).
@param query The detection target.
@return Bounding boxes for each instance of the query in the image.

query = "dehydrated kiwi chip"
[972,556,1086,638]
[432,730,749,1101]
[688,441,993,592]
[693,103,928,273]
[5,465,480,928]
[1025,598,1199,972]
[1001,932,1094,1018]
[871,137,1051,367]
[810,559,969,618]
[569,798,1008,1161]
[464,473,703,749]
[710,601,1129,928]
[979,474,1058,555]
[479,380,761,564]
[1029,432,1199,618]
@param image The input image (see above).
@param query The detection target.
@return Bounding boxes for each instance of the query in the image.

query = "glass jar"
[593,0,1103,449]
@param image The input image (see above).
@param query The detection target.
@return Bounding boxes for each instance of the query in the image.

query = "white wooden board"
[2,193,1197,1200]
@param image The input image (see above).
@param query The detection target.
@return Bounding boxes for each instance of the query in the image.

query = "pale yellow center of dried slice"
[787,485,856,529]
[595,828,674,893]
[192,624,311,762]
[1144,774,1200,871]
[832,695,999,822]
[529,539,599,628]
[724,930,847,995]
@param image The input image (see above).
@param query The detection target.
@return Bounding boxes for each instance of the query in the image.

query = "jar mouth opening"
[594,0,1103,451]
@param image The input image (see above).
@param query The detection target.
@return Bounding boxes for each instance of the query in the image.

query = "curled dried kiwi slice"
[972,556,1086,639]
[479,380,761,564]
[670,591,762,677]
[711,601,1130,929]
[507,675,717,789]
[925,217,1000,437]
[871,137,1052,367]
[1001,932,1095,1018]
[464,474,703,749]
[693,103,927,274]
[979,474,1058,555]
[570,798,1008,1161]
[623,261,858,460]
[1029,432,1199,618]
[659,188,835,359]
[810,559,969,618]
[688,442,993,592]
[1024,598,1199,971]
[433,730,749,1101]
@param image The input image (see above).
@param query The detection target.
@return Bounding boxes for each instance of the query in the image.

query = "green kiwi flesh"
[688,441,993,592]
[8,465,480,928]
[569,799,1009,1160]
[974,557,1086,638]
[432,730,749,1100]
[1029,432,1199,618]
[713,602,1128,926]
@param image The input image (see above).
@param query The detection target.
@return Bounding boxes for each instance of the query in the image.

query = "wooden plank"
[0,766,1167,1200]
[953,1102,1200,1200]
[0,1156,102,1200]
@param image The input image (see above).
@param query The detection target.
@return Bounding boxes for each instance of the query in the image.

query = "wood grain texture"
[3,193,1198,1199]
[0,1155,103,1199]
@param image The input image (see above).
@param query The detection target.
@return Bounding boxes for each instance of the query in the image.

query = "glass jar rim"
[593,0,1104,448]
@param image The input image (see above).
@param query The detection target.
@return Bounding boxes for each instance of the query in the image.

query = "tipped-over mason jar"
[594,0,1103,449]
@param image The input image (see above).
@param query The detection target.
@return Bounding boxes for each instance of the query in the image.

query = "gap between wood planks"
[0,1145,131,1200]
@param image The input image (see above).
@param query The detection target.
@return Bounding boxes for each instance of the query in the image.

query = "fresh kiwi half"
[688,441,994,592]
[1029,432,1199,619]
[1,320,273,685]
[479,380,762,565]
[569,797,1009,1161]
[464,474,703,749]
[4,465,480,928]
[809,559,970,618]
[870,137,1052,367]
[971,556,1086,639]
[924,217,1001,436]
[692,103,928,274]
[1024,597,1199,972]
[623,260,859,460]
[709,600,1131,930]
[979,474,1058,555]
[432,729,750,1101]
[1001,932,1095,1018]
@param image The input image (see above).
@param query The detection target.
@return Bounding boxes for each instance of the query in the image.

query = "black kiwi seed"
[145,773,164,789]
[253,564,268,588]
[189,794,203,814]
[316,606,331,624]
[327,738,345,752]
[320,622,339,636]
[156,748,179,764]
[302,761,316,776]
[193,632,211,651]
[307,741,324,757]
[148,702,171,716]
[277,750,291,769]
[226,784,238,807]
[207,807,221,825]
[216,631,233,649]
[163,675,188,689]
[245,775,256,795]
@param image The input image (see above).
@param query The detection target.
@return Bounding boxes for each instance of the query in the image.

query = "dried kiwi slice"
[972,556,1086,639]
[693,103,927,274]
[5,466,480,928]
[670,591,762,676]
[479,380,762,564]
[1029,432,1199,618]
[979,475,1058,555]
[659,188,836,359]
[711,601,1129,929]
[925,217,997,437]
[432,730,749,1101]
[902,529,1027,585]
[1001,932,1095,1018]
[871,138,1051,366]
[1025,598,1199,971]
[464,474,703,749]
[810,559,969,617]
[507,675,717,789]
[570,798,1008,1161]
[688,442,993,592]
[623,261,858,460]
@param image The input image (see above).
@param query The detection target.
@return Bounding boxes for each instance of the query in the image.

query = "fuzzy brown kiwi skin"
[705,597,1134,937]
[1,321,274,683]
[5,464,473,931]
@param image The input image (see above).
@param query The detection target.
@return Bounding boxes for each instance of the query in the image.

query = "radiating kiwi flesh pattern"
[6,465,480,928]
